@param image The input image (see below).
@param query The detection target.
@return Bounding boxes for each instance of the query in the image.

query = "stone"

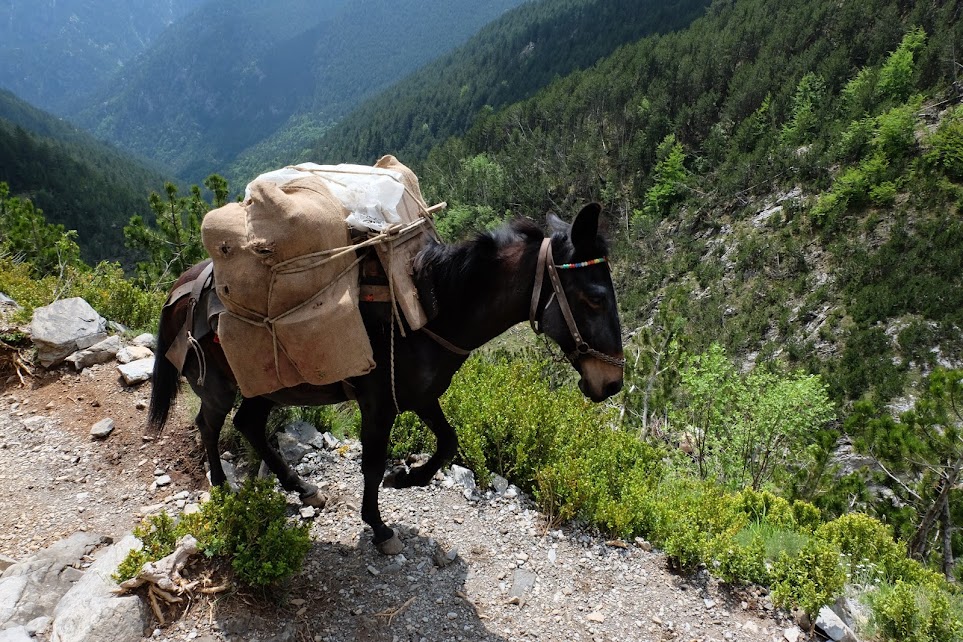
[448,464,476,491]
[0,626,31,642]
[490,474,509,494]
[816,606,858,642]
[783,626,802,642]
[0,533,107,629]
[320,432,340,450]
[277,431,311,465]
[29,298,107,368]
[0,555,15,573]
[116,346,154,364]
[586,612,604,623]
[154,475,172,487]
[89,418,115,439]
[509,568,537,599]
[130,333,156,350]
[206,459,239,491]
[65,335,122,370]
[299,506,316,519]
[25,616,51,635]
[285,421,322,449]
[116,358,154,385]
[832,595,869,633]
[50,534,148,642]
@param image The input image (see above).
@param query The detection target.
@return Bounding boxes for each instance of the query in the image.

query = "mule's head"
[540,203,624,402]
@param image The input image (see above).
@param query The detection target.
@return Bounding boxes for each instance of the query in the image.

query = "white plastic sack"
[245,163,406,232]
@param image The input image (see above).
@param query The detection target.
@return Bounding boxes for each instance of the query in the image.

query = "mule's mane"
[414,218,545,308]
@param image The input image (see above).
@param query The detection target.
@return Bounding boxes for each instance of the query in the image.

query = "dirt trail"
[0,364,802,642]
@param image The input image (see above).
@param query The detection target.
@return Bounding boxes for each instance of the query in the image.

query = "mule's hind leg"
[196,406,229,487]
[383,400,457,489]
[232,397,324,507]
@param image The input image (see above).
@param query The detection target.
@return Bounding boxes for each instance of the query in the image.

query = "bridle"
[529,237,626,369]
[419,235,625,369]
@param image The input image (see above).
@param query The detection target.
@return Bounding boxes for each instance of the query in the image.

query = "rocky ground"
[0,362,810,642]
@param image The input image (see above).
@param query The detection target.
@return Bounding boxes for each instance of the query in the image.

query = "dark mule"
[148,203,623,554]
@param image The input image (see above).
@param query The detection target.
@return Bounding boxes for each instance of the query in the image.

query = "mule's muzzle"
[577,355,624,402]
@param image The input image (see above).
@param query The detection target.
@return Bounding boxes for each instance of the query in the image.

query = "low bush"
[869,580,963,642]
[114,479,311,588]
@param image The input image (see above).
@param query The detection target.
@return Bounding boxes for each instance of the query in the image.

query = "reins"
[529,237,626,369]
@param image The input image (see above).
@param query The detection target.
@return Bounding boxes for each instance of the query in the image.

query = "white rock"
[116,358,154,385]
[783,626,802,642]
[50,534,147,642]
[116,346,153,364]
[448,464,476,491]
[130,333,156,350]
[89,419,114,439]
[817,606,858,642]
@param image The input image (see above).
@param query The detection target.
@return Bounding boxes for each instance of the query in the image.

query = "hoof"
[300,490,327,508]
[376,532,404,556]
[382,465,408,488]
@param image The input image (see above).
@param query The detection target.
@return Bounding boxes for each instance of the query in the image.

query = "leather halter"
[529,238,626,368]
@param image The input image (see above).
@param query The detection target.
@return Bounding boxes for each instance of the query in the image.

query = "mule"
[148,203,624,554]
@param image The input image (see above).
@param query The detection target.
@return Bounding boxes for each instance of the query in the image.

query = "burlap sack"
[201,177,374,397]
[372,155,437,330]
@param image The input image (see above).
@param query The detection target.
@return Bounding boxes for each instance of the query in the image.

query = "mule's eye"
[579,291,605,310]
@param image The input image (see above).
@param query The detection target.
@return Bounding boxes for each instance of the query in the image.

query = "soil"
[0,362,807,642]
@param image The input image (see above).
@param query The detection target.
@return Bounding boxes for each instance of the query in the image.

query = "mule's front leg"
[383,400,457,489]
[233,397,324,507]
[359,404,403,554]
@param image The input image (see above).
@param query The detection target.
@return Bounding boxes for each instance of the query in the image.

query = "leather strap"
[420,326,471,356]
[527,236,625,369]
[529,238,551,334]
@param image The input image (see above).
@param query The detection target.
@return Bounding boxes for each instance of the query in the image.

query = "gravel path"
[0,366,805,642]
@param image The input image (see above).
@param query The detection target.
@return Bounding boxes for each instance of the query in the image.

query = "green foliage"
[321,0,712,167]
[0,252,163,332]
[114,479,311,588]
[125,177,223,291]
[434,204,505,243]
[0,92,166,266]
[0,182,82,276]
[869,580,963,642]
[641,134,689,220]
[671,344,834,489]
[876,28,926,104]
[770,538,846,617]
[816,513,942,586]
[924,105,963,181]
[781,73,827,146]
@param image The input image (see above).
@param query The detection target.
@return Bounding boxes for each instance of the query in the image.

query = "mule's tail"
[147,308,180,432]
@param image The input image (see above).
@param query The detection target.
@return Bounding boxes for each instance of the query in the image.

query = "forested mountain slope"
[0,0,203,115]
[419,0,963,407]
[0,90,166,265]
[72,0,527,184]
[306,0,712,167]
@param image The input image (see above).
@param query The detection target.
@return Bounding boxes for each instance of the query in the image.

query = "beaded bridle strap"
[529,238,626,368]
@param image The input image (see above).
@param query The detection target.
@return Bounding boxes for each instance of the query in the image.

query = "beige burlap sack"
[201,177,374,397]
[371,155,438,330]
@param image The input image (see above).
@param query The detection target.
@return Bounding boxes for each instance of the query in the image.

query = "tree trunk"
[942,496,956,582]
[908,461,961,560]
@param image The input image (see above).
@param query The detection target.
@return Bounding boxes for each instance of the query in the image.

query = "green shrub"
[114,479,311,588]
[869,580,963,642]
[737,488,796,528]
[770,538,846,617]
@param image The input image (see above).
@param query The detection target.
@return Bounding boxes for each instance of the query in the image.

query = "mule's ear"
[546,212,569,235]
[571,203,601,249]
